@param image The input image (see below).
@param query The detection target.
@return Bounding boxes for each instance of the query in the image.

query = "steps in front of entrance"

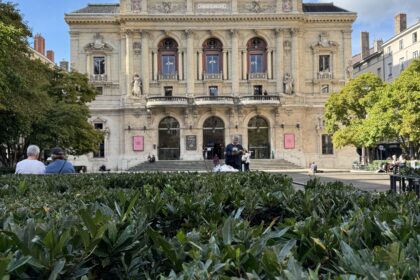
[128,159,303,172]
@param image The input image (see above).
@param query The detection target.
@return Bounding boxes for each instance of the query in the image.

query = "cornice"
[65,13,357,25]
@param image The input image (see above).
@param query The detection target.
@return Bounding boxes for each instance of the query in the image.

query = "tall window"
[387,46,391,54]
[377,67,381,77]
[413,32,418,43]
[247,37,267,74]
[93,56,105,74]
[322,134,333,155]
[203,38,223,76]
[158,38,178,78]
[413,50,419,59]
[388,62,392,77]
[94,123,105,158]
[399,39,404,50]
[319,55,330,72]
[399,57,405,73]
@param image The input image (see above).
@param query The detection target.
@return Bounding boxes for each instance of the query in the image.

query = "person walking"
[15,145,46,174]
[45,147,75,174]
[225,135,243,170]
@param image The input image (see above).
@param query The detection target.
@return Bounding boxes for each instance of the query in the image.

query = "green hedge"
[0,173,419,279]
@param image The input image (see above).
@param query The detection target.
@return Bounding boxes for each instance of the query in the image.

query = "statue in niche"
[131,74,142,96]
[282,0,292,12]
[283,73,294,95]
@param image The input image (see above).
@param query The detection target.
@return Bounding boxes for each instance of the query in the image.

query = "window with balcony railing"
[247,37,267,79]
[158,38,178,80]
[203,38,223,80]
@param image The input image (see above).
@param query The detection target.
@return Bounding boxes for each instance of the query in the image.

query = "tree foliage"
[0,2,102,167]
[324,61,420,158]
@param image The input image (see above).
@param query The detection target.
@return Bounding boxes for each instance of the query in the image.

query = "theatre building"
[65,0,358,171]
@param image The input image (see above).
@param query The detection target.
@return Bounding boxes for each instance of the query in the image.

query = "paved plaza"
[281,171,390,192]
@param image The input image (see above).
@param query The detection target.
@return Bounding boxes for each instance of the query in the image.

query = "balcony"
[317,71,333,80]
[146,96,189,107]
[203,72,222,80]
[240,95,280,106]
[248,72,267,80]
[159,72,178,81]
[90,74,107,82]
[194,96,235,106]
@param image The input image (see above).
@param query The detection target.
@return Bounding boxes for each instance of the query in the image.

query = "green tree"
[0,2,102,167]
[324,73,384,163]
[363,59,420,158]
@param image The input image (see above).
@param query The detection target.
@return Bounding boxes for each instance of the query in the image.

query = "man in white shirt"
[15,145,46,174]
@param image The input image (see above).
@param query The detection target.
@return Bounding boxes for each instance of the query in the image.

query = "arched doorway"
[248,116,270,159]
[158,117,180,160]
[203,116,225,159]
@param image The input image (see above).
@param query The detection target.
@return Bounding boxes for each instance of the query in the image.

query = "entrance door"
[203,116,225,159]
[158,117,180,160]
[248,116,270,159]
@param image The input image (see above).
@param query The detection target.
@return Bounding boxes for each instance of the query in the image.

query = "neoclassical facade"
[65,0,357,171]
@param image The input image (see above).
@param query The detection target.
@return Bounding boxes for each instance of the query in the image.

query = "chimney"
[373,39,383,53]
[395,13,407,35]
[34,34,45,55]
[361,32,370,59]
[46,50,54,62]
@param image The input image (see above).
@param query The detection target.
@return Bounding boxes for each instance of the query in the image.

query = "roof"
[302,3,350,13]
[72,4,119,14]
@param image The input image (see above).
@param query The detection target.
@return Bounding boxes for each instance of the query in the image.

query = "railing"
[249,147,270,159]
[390,174,420,198]
[146,96,189,107]
[240,95,280,105]
[317,72,333,80]
[203,72,222,80]
[90,74,107,81]
[248,72,267,80]
[159,72,178,80]
[194,96,235,105]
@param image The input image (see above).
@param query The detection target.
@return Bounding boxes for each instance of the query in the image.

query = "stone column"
[198,50,203,80]
[223,50,228,80]
[231,30,239,95]
[86,54,91,75]
[141,0,147,14]
[275,29,284,93]
[186,30,195,95]
[186,0,193,14]
[267,49,273,79]
[342,30,352,80]
[178,51,183,80]
[153,49,158,81]
[141,30,149,94]
[241,49,247,80]
[232,0,238,13]
[125,31,133,95]
[291,28,300,94]
[120,33,127,95]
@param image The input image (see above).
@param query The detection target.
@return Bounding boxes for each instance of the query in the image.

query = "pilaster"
[231,29,239,95]
[185,30,195,96]
[141,30,149,94]
[275,28,284,93]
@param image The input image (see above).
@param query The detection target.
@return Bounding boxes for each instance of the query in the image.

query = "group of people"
[15,145,75,174]
[382,154,407,173]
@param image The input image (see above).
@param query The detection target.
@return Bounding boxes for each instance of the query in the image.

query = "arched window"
[202,38,223,79]
[158,38,178,80]
[247,37,267,76]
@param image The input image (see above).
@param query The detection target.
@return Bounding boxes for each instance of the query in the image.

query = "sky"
[6,0,420,64]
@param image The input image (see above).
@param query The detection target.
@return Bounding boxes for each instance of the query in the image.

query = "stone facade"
[65,0,357,171]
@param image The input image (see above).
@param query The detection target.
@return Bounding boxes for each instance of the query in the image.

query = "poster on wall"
[186,135,197,150]
[284,133,295,149]
[133,136,144,151]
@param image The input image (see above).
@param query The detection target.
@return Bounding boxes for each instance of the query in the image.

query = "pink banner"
[133,136,144,151]
[284,133,295,149]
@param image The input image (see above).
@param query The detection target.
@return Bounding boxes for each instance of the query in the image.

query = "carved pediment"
[311,32,339,50]
[85,33,113,52]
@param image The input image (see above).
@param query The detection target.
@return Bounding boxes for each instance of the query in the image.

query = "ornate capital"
[230,29,239,37]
